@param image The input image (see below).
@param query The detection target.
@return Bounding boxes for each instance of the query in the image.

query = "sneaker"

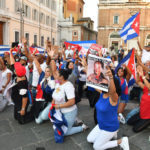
[7,101,14,106]
[82,124,89,131]
[119,137,129,150]
[119,113,126,124]
[74,118,83,126]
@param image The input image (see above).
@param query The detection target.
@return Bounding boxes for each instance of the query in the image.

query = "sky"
[83,0,99,31]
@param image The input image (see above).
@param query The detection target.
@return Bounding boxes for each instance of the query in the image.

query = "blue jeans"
[63,108,83,136]
[31,88,37,101]
[126,107,140,122]
[35,102,51,124]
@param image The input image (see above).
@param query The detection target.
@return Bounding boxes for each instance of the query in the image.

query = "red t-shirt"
[140,86,150,119]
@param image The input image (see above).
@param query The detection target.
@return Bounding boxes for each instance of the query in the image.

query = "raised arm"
[33,50,42,74]
[136,65,150,90]
[107,68,118,103]
[10,48,15,65]
[137,41,142,51]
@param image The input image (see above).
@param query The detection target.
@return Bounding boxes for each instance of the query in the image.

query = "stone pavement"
[0,98,149,150]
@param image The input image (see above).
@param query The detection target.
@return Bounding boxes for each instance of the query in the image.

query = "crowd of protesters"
[0,38,150,150]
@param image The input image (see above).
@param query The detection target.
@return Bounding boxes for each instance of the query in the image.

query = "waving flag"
[119,12,140,43]
[115,49,136,80]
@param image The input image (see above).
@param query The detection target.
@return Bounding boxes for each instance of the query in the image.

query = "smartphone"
[12,42,19,48]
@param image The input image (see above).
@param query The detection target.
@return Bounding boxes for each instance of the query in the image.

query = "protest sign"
[86,54,112,92]
[87,44,102,56]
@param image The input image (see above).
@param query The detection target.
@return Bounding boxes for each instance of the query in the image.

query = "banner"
[88,44,102,56]
[66,40,96,55]
[86,54,111,92]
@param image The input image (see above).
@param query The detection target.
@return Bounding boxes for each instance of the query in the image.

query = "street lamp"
[17,2,25,42]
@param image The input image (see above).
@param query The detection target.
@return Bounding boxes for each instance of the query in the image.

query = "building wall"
[0,0,57,47]
[63,0,84,24]
[98,1,150,51]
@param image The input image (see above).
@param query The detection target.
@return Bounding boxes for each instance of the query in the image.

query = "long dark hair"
[117,67,127,78]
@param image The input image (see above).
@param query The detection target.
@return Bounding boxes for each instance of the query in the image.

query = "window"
[47,37,50,41]
[80,8,82,13]
[46,0,50,8]
[72,17,74,23]
[25,33,29,46]
[52,38,55,45]
[15,31,19,42]
[52,0,56,11]
[0,0,5,9]
[15,0,20,12]
[41,36,44,47]
[40,13,45,24]
[24,5,31,18]
[73,31,77,36]
[34,35,37,45]
[33,9,38,21]
[40,0,45,4]
[114,16,119,24]
[51,18,56,27]
[46,16,50,25]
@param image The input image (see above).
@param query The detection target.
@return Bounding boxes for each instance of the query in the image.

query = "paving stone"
[0,120,13,136]
[0,129,38,150]
[129,129,150,150]
[31,122,54,141]
[36,137,81,150]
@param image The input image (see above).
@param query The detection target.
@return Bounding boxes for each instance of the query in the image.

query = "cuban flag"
[115,49,136,87]
[119,12,140,43]
[49,104,68,143]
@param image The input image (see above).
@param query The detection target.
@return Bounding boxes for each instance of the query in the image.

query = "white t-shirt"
[78,66,86,82]
[141,49,150,64]
[65,49,74,58]
[25,65,30,81]
[52,81,77,113]
[102,48,108,56]
[2,69,12,87]
[32,62,47,87]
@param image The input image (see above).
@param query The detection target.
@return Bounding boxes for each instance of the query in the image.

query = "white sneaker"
[82,124,89,131]
[74,118,83,126]
[119,137,130,150]
[7,101,14,106]
[119,113,126,124]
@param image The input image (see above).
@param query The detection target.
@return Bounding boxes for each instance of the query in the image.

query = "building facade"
[57,0,97,46]
[0,0,57,47]
[98,0,150,51]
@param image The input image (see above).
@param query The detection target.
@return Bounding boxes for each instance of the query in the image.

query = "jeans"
[35,102,51,124]
[126,107,140,122]
[87,125,118,150]
[63,108,83,136]
[31,87,37,101]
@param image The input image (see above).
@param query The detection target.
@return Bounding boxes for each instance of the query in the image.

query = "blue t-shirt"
[95,93,119,132]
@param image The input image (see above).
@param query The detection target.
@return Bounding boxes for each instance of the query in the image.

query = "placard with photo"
[86,54,112,92]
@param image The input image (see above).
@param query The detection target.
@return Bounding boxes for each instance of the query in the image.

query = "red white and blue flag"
[115,49,136,87]
[119,12,140,43]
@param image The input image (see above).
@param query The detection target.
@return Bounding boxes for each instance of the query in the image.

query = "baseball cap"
[20,56,27,61]
[14,62,26,77]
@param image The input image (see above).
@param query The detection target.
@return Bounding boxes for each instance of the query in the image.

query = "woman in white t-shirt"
[52,69,88,136]
[0,57,13,108]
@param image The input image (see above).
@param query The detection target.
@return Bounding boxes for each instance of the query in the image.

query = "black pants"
[14,106,34,124]
[127,113,150,132]
[78,81,86,98]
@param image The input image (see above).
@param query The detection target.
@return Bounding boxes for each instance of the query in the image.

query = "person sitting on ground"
[87,67,129,150]
[33,50,55,124]
[127,65,150,132]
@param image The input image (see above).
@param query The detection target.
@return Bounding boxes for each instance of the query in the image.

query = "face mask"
[15,59,20,62]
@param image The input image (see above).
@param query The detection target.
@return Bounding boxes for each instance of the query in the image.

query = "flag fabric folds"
[49,104,68,143]
[119,12,140,43]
